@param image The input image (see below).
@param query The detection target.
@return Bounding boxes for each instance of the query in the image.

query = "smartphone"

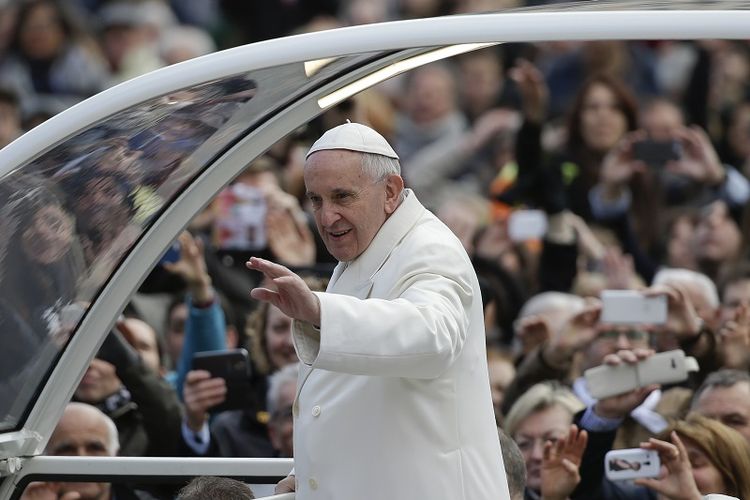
[605,448,660,481]
[632,139,681,167]
[600,290,667,325]
[507,209,548,242]
[584,348,699,399]
[192,349,253,413]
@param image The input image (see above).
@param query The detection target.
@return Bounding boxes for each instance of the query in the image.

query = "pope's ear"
[384,175,404,214]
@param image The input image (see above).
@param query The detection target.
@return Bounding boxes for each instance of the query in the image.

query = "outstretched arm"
[246,257,321,325]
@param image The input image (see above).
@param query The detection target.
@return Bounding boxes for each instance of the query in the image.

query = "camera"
[632,139,681,167]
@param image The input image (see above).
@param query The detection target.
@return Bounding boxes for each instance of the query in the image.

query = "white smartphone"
[600,290,667,325]
[507,209,547,241]
[605,448,660,481]
[584,349,700,399]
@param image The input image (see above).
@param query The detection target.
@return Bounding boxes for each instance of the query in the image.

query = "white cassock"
[291,189,510,500]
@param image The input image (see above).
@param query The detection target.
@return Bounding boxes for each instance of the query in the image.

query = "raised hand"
[644,284,702,341]
[275,475,296,494]
[183,369,226,432]
[666,126,724,186]
[247,257,321,325]
[634,432,703,500]
[162,231,214,304]
[566,212,605,261]
[543,300,602,369]
[469,108,522,149]
[541,424,588,500]
[593,349,659,419]
[509,59,548,123]
[265,188,316,267]
[599,131,648,200]
[719,303,750,369]
[601,247,639,290]
[515,315,552,356]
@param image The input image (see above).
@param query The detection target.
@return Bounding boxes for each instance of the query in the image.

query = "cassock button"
[311,405,321,417]
[309,477,318,490]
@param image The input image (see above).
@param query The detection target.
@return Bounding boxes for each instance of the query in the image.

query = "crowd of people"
[2,0,750,499]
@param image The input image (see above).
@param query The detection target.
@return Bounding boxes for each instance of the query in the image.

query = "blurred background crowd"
[3,0,750,499]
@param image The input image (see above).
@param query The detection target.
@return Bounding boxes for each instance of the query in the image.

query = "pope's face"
[305,149,402,262]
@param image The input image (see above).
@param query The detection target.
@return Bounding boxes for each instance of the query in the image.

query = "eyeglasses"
[515,435,562,454]
[597,329,650,342]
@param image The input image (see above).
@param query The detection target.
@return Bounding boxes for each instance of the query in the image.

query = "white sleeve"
[293,245,473,379]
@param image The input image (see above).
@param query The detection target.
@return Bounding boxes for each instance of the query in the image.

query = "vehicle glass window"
[0,50,386,431]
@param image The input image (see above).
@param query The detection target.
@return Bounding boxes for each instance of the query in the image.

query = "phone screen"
[632,139,681,167]
[605,449,660,481]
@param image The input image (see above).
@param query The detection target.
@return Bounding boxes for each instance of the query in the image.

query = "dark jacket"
[96,361,183,457]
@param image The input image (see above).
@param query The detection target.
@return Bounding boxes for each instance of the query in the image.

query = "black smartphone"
[632,139,681,167]
[192,348,253,413]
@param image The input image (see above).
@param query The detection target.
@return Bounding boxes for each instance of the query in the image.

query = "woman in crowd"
[504,381,585,500]
[0,178,84,421]
[0,178,83,340]
[512,62,640,221]
[636,414,750,500]
[0,0,108,115]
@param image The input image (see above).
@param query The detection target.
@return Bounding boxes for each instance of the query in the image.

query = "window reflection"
[0,74,256,430]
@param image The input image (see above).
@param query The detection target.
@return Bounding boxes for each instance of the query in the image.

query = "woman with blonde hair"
[637,414,750,500]
[504,381,585,499]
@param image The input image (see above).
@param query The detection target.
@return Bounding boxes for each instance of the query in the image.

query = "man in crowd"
[21,402,158,500]
[691,369,750,444]
[247,122,510,499]
[74,319,182,457]
[177,476,255,500]
[503,273,717,448]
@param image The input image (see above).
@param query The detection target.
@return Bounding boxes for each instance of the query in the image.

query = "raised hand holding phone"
[644,284,703,341]
[633,432,703,500]
[585,348,698,400]
[665,126,724,186]
[191,349,252,413]
[605,447,660,482]
[542,299,601,370]
[599,131,648,200]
